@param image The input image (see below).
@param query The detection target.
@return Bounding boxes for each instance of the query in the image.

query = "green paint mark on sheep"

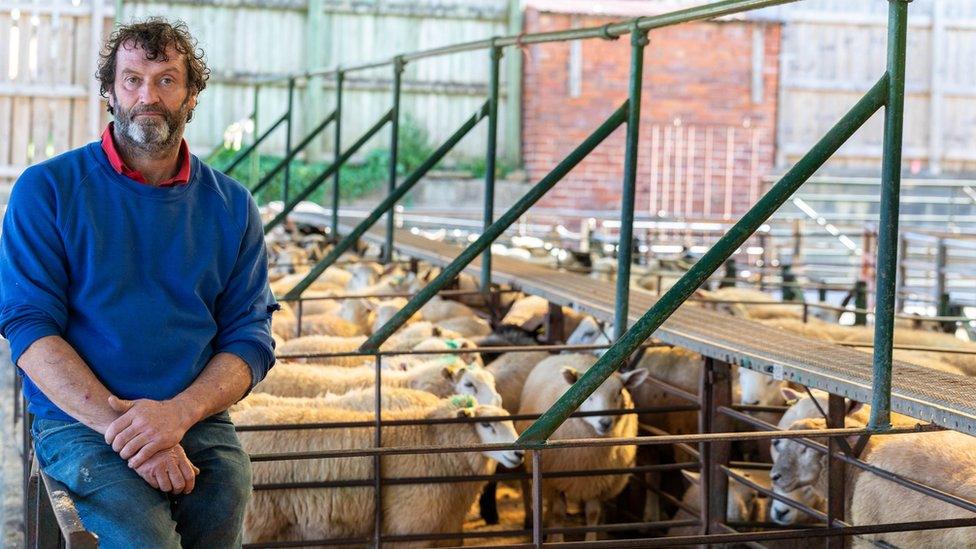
[450,394,476,408]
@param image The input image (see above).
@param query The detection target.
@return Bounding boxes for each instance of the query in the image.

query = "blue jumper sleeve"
[213,195,276,390]
[0,169,71,365]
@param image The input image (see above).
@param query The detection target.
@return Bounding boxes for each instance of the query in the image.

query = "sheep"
[276,335,372,367]
[271,313,363,341]
[501,295,585,341]
[232,387,442,414]
[338,298,374,334]
[700,287,804,321]
[667,469,769,539]
[254,359,502,406]
[434,315,492,338]
[369,297,422,335]
[411,336,484,367]
[769,484,826,526]
[345,262,385,291]
[270,271,346,297]
[564,316,611,354]
[773,388,864,461]
[516,353,648,541]
[850,429,976,548]
[421,294,477,322]
[233,398,524,545]
[485,351,551,414]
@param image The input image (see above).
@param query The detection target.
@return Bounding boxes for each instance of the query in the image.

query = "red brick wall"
[522,10,781,219]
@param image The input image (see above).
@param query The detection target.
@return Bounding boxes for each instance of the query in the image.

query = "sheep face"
[346,263,383,290]
[450,366,503,407]
[737,368,787,407]
[770,434,823,492]
[565,317,611,354]
[340,298,373,327]
[769,485,824,525]
[562,367,648,436]
[462,405,523,469]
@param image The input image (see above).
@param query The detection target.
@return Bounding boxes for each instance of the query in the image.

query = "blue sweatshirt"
[0,142,277,422]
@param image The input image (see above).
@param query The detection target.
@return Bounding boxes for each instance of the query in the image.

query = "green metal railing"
[236,0,910,443]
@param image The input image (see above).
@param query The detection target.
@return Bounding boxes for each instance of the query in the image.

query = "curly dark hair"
[97,17,210,114]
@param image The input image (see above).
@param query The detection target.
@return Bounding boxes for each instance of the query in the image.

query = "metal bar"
[481,44,502,293]
[870,0,909,431]
[519,75,888,445]
[222,112,288,175]
[384,58,404,264]
[332,71,343,238]
[531,450,542,548]
[615,25,649,340]
[373,354,383,546]
[250,109,337,195]
[283,77,295,205]
[281,102,489,299]
[361,102,630,350]
[827,394,847,548]
[264,108,394,234]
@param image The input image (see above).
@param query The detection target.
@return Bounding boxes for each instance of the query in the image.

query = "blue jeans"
[32,411,252,549]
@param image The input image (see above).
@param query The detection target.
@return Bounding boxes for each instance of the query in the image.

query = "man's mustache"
[130,107,168,117]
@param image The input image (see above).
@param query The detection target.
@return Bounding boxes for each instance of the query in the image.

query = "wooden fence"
[0,0,114,196]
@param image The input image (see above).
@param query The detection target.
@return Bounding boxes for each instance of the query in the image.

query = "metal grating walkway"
[350,222,976,435]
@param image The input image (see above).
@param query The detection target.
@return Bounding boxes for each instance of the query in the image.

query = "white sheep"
[420,294,477,322]
[254,359,502,406]
[434,315,492,338]
[699,287,804,321]
[667,469,768,537]
[233,398,524,545]
[769,484,826,526]
[411,336,484,367]
[232,387,442,414]
[275,335,372,367]
[485,351,551,414]
[516,353,648,542]
[272,313,363,341]
[501,295,585,340]
[850,429,976,548]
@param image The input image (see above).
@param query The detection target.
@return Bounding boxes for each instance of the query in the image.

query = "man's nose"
[138,82,161,104]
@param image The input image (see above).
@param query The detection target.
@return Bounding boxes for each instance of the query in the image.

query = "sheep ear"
[781,387,802,403]
[442,366,460,381]
[432,326,444,337]
[620,368,648,390]
[562,367,579,384]
[682,471,701,485]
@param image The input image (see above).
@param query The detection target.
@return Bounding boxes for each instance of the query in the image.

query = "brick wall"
[522,10,781,219]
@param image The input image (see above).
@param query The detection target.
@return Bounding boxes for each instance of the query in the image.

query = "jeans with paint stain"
[31,411,251,549]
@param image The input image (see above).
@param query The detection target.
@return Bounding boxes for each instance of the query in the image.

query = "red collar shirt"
[100,122,191,186]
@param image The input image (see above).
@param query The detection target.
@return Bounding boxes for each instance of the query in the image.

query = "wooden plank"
[0,97,12,165]
[10,97,32,166]
[17,10,31,84]
[31,96,50,162]
[73,12,90,87]
[51,98,71,155]
[929,0,946,175]
[0,14,11,83]
[35,14,52,85]
[70,97,90,148]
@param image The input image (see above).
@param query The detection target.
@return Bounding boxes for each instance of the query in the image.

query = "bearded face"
[113,93,192,153]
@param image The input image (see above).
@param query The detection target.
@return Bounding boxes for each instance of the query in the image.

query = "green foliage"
[208,115,435,206]
[456,154,517,180]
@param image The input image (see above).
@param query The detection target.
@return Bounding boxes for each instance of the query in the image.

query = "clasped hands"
[104,396,198,494]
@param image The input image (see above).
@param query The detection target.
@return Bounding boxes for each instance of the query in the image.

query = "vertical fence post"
[895,233,907,313]
[332,71,344,240]
[699,357,732,535]
[283,77,296,205]
[934,237,947,310]
[482,43,503,293]
[615,23,649,340]
[854,280,868,326]
[250,85,261,191]
[826,394,847,548]
[384,57,405,264]
[870,0,909,431]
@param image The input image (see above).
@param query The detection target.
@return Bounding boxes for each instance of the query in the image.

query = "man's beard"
[113,95,192,154]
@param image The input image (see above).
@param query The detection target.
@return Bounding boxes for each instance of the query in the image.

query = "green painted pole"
[250,110,337,195]
[361,102,630,351]
[223,112,288,175]
[384,58,405,264]
[481,45,503,293]
[283,77,296,205]
[869,0,910,431]
[282,102,491,300]
[264,109,394,234]
[614,24,649,341]
[518,77,888,445]
[332,71,344,239]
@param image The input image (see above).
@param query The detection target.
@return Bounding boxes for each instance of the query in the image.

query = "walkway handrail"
[263,108,394,234]
[517,74,891,445]
[280,100,492,300]
[221,111,289,175]
[250,109,338,195]
[361,101,630,350]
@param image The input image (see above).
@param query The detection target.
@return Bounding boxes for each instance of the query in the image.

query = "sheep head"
[562,366,648,436]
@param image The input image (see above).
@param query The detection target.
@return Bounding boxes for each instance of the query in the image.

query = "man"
[0,18,276,547]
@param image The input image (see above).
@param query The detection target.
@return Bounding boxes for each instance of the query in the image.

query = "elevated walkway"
[348,220,976,436]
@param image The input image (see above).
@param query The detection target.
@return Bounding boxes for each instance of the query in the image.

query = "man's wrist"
[168,394,205,431]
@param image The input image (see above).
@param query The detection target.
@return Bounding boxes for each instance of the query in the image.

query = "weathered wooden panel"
[770,0,976,175]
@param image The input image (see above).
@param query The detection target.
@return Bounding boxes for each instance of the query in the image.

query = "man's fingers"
[118,433,149,461]
[167,468,185,494]
[110,422,143,453]
[177,460,196,494]
[155,471,173,493]
[127,441,164,470]
[107,395,134,413]
[104,414,133,446]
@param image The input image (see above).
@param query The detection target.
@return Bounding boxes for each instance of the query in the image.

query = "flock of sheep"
[238,224,976,546]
